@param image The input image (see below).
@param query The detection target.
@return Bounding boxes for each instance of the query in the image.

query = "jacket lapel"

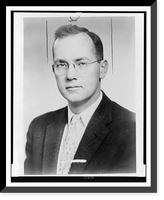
[42,107,67,174]
[69,92,113,174]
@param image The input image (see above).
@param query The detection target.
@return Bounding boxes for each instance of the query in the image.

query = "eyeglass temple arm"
[89,60,102,64]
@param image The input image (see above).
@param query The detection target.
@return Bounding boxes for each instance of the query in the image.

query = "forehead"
[53,33,96,61]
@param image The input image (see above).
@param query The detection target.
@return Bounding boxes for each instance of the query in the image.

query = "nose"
[66,63,77,80]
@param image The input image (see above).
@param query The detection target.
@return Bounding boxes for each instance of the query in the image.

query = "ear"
[52,64,55,73]
[99,60,108,79]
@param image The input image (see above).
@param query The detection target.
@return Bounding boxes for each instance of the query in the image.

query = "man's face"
[53,33,103,108]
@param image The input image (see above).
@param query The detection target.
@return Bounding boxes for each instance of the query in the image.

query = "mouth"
[66,86,82,90]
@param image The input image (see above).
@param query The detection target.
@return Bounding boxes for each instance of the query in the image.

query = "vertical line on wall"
[46,20,48,65]
[111,18,114,73]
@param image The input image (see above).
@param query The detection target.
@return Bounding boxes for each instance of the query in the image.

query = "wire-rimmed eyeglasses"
[52,60,101,76]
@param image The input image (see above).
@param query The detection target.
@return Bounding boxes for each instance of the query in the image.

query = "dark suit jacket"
[24,91,136,175]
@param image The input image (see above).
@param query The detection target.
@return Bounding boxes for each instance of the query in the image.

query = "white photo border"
[4,4,157,193]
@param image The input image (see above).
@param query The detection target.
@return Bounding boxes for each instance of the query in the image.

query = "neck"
[68,90,101,114]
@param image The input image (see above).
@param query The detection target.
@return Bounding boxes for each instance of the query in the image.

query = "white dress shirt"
[57,91,103,174]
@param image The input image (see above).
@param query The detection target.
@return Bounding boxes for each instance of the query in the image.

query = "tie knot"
[70,114,81,125]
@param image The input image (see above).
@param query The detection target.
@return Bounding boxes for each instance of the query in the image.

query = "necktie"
[58,114,82,175]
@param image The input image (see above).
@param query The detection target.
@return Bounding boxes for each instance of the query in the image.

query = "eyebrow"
[55,57,91,64]
[74,57,91,62]
[54,59,67,64]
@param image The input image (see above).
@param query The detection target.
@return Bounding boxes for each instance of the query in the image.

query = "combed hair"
[52,24,104,60]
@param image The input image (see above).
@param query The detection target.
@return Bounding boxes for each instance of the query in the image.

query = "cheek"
[55,76,65,91]
[82,71,100,89]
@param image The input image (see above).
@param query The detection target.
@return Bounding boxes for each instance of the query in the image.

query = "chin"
[67,96,83,104]
[61,89,99,106]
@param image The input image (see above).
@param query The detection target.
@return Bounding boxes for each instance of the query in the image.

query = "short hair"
[52,24,104,60]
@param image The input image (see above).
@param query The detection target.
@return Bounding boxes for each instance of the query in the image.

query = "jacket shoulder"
[112,101,135,123]
[29,107,67,130]
[101,91,135,123]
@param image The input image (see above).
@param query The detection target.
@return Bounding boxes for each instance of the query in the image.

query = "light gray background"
[24,16,135,137]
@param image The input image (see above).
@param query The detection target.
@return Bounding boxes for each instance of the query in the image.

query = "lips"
[66,86,82,90]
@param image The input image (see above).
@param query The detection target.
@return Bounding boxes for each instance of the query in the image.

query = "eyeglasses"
[52,60,101,76]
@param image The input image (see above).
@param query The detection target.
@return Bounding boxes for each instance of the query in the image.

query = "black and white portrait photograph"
[24,16,137,176]
[4,4,157,193]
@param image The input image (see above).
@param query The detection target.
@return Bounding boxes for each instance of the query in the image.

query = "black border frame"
[3,2,157,193]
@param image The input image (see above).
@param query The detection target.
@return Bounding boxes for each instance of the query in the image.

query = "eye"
[56,63,68,69]
[76,61,87,67]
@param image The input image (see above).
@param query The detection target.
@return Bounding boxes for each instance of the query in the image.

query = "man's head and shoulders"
[30,24,135,134]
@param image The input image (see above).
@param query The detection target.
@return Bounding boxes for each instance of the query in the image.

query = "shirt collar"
[68,91,103,127]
